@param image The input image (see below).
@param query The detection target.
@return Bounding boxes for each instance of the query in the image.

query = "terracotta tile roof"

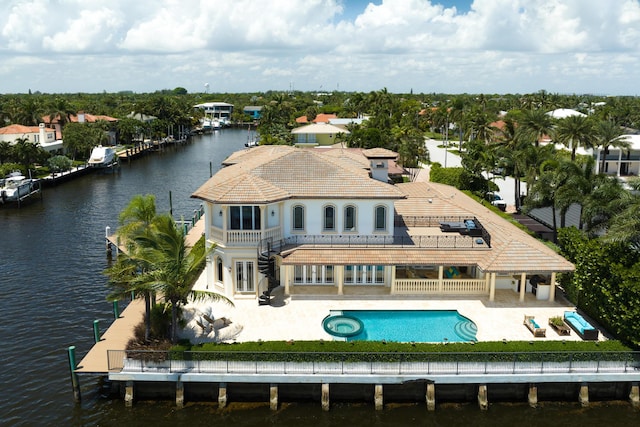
[193,145,406,203]
[0,124,54,134]
[362,148,398,159]
[43,113,118,124]
[281,181,574,274]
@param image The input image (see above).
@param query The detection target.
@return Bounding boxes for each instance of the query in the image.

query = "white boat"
[245,126,259,148]
[88,145,118,168]
[0,172,39,203]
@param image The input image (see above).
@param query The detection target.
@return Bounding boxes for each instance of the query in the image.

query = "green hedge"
[165,340,634,363]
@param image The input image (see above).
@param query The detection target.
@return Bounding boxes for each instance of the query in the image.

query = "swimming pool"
[322,310,477,343]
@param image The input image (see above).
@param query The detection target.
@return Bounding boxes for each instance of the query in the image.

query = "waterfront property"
[191,145,574,306]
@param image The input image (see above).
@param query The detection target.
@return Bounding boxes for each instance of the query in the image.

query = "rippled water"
[0,130,637,426]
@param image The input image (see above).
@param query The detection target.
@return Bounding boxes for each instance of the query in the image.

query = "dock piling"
[218,383,227,408]
[426,383,436,411]
[477,385,488,410]
[270,384,278,411]
[321,383,330,411]
[125,381,134,407]
[528,384,538,408]
[176,381,184,408]
[112,300,119,319]
[630,383,639,408]
[579,383,589,407]
[374,384,383,410]
[67,346,81,403]
[93,320,100,343]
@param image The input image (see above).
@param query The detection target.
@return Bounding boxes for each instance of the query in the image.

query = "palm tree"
[47,97,76,133]
[519,108,554,147]
[553,115,595,162]
[603,193,640,251]
[133,214,232,343]
[581,174,630,235]
[594,120,629,174]
[525,157,587,242]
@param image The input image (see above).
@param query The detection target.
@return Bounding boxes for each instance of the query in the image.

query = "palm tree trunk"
[144,292,151,342]
[171,301,179,344]
[552,205,558,243]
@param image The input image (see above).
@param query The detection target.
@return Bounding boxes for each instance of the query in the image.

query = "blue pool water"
[336,310,477,343]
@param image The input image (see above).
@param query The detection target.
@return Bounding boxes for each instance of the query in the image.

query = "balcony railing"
[394,279,487,295]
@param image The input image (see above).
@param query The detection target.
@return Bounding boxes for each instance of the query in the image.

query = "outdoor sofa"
[564,311,599,340]
[524,315,546,337]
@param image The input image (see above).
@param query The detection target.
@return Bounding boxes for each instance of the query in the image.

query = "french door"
[235,261,255,292]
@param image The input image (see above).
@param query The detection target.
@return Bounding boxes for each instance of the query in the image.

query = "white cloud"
[1,0,640,94]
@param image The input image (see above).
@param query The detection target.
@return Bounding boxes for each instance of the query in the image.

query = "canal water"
[0,130,637,426]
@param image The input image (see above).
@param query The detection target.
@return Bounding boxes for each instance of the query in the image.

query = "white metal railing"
[109,351,640,377]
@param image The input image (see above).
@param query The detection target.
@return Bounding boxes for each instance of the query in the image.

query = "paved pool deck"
[187,273,601,344]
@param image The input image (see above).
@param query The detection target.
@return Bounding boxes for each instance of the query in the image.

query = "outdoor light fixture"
[271,210,275,217]
[219,210,222,216]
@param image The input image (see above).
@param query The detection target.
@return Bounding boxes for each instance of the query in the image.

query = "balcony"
[209,215,491,250]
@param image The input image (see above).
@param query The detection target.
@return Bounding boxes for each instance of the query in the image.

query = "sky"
[1,0,640,95]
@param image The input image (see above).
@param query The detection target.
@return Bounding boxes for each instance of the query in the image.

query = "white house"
[0,123,62,153]
[593,134,640,178]
[192,146,574,305]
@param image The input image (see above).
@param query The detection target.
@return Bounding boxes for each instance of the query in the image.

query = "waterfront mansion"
[192,145,574,303]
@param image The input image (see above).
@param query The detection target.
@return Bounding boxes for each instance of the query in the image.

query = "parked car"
[485,192,507,211]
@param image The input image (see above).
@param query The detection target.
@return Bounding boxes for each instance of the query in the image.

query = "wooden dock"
[81,217,205,374]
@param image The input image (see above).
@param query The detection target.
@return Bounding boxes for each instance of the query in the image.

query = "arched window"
[375,205,387,231]
[344,205,356,231]
[216,257,223,283]
[293,205,305,231]
[323,205,335,231]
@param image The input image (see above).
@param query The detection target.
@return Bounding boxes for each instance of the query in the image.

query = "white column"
[438,265,444,294]
[519,272,527,302]
[549,272,557,302]
[489,273,496,301]
[337,265,344,295]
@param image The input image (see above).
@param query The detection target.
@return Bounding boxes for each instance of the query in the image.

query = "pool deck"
[186,273,597,344]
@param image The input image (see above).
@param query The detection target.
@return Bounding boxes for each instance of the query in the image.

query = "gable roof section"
[292,123,349,135]
[192,146,405,204]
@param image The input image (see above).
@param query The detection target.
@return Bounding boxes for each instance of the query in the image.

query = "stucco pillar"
[390,266,396,294]
[617,149,623,177]
[284,265,291,295]
[337,265,344,295]
[519,272,527,302]
[438,265,444,294]
[549,272,557,302]
[259,205,267,239]
[489,273,496,302]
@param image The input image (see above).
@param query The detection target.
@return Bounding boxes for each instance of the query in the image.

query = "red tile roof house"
[0,123,62,153]
[192,145,574,304]
[43,112,118,142]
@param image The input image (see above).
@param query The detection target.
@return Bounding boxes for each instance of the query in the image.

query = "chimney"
[363,148,396,183]
[39,123,46,144]
[77,111,85,123]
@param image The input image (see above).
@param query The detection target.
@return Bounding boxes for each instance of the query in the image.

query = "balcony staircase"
[257,239,281,306]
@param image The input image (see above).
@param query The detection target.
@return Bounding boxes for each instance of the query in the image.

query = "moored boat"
[0,171,40,204]
[88,145,118,168]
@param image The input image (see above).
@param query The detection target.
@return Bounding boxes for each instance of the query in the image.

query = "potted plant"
[549,316,570,335]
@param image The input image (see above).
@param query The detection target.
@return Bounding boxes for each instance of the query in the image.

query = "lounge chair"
[524,315,546,337]
[564,311,599,340]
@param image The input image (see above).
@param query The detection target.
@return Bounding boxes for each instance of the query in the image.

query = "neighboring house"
[243,106,263,120]
[0,123,62,153]
[292,123,350,146]
[44,112,118,143]
[592,134,640,178]
[194,102,234,122]
[192,146,574,305]
[296,113,338,124]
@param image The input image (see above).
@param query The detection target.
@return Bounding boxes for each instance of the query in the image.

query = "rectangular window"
[294,265,303,283]
[230,205,261,230]
[235,261,255,292]
[344,265,354,283]
[375,266,384,283]
[325,266,334,283]
[375,206,387,231]
[344,206,356,231]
